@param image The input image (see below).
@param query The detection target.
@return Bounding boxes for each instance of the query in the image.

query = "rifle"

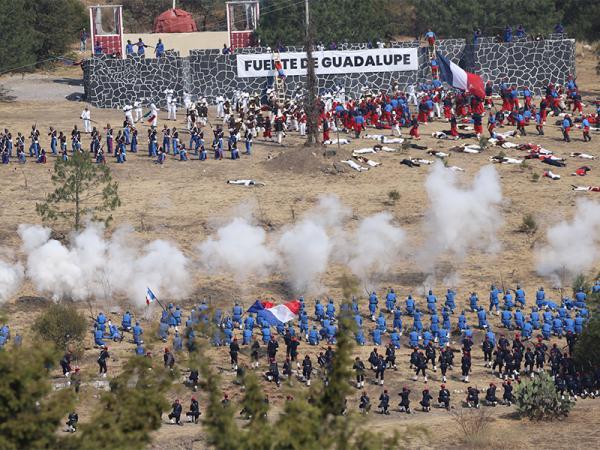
[499,272,506,295]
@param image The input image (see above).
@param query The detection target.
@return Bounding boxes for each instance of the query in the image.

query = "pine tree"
[36,151,121,231]
[0,0,37,73]
[62,356,172,450]
[318,312,353,418]
[196,348,242,450]
[574,316,600,369]
[411,0,561,39]
[257,0,393,46]
[239,373,273,449]
[27,0,87,61]
[0,345,73,450]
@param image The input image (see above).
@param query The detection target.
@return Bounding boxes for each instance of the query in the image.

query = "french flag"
[146,287,158,305]
[247,299,301,326]
[436,51,485,99]
[274,60,286,79]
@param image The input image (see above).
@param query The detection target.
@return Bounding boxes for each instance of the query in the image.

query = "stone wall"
[469,39,576,91]
[82,38,575,108]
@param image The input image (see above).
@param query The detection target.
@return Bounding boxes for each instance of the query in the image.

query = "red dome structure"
[153,8,197,33]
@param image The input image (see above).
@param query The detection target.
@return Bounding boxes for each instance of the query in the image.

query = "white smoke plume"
[535,199,600,285]
[0,250,24,303]
[198,217,278,281]
[347,212,406,284]
[278,221,332,294]
[17,223,192,306]
[418,162,503,271]
[277,195,350,294]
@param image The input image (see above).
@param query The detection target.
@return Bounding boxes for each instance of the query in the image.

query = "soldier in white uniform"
[165,89,176,120]
[183,92,192,110]
[407,84,418,106]
[134,100,143,122]
[123,104,133,125]
[241,92,250,113]
[169,98,177,121]
[216,95,225,118]
[81,107,92,133]
[149,103,159,128]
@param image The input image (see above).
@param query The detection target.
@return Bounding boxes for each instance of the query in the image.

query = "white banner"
[236,48,418,78]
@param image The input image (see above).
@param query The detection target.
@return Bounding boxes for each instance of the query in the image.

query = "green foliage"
[515,372,573,420]
[478,136,490,150]
[0,345,73,450]
[120,0,172,33]
[557,0,600,41]
[240,372,269,422]
[32,303,87,350]
[518,213,538,236]
[120,0,227,33]
[36,151,121,231]
[198,349,241,450]
[387,189,401,204]
[63,356,171,450]
[411,0,561,39]
[317,311,353,419]
[0,0,37,73]
[338,273,360,300]
[28,0,86,60]
[572,273,591,296]
[0,0,85,73]
[257,0,393,46]
[574,316,600,369]
[238,374,273,449]
[531,172,540,182]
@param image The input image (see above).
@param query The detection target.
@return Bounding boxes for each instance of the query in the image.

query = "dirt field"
[0,48,599,449]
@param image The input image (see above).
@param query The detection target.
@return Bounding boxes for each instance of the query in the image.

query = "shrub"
[518,213,538,236]
[478,136,489,150]
[387,190,400,204]
[449,407,494,445]
[574,316,600,369]
[32,303,87,350]
[515,372,573,420]
[572,273,591,296]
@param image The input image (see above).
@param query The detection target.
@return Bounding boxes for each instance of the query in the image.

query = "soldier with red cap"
[186,397,200,423]
[168,399,183,425]
[438,384,451,409]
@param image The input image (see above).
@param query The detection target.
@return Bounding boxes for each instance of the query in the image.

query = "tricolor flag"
[146,287,158,305]
[247,299,301,326]
[436,52,485,99]
[274,60,286,79]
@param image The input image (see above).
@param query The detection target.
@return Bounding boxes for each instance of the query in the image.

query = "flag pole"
[148,287,167,312]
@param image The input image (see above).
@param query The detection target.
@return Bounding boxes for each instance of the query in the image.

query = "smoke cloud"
[347,212,406,285]
[17,223,192,306]
[198,217,278,281]
[277,195,350,294]
[418,162,503,272]
[0,251,24,303]
[535,199,600,285]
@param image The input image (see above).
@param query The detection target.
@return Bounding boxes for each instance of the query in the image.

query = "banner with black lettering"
[236,48,419,78]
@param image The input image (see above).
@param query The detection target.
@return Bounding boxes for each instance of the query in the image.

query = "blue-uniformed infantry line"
[5,280,594,424]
